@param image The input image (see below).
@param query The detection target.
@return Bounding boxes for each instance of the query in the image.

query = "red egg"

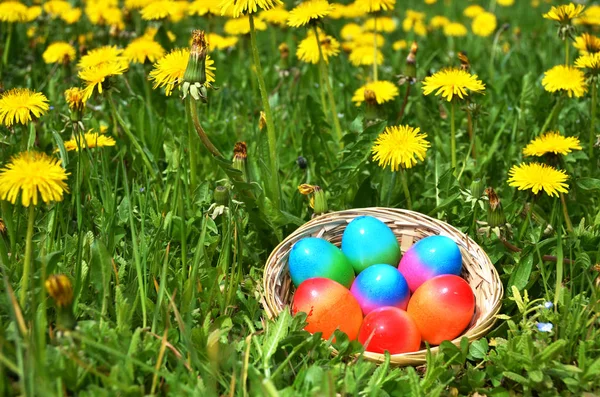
[407,275,475,345]
[358,307,421,354]
[292,278,363,340]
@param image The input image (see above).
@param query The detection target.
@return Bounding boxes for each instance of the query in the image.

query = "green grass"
[2,0,600,395]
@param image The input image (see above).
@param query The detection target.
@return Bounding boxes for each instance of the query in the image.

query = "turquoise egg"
[288,237,355,288]
[341,216,401,273]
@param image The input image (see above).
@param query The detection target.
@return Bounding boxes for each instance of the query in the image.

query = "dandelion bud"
[470,178,484,199]
[405,41,418,79]
[64,87,85,121]
[485,187,506,228]
[232,141,248,180]
[313,186,328,215]
[214,185,230,206]
[258,111,267,131]
[46,274,76,330]
[182,30,209,101]
[278,42,289,60]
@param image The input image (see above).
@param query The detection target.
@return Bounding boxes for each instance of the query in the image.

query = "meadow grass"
[1,0,600,395]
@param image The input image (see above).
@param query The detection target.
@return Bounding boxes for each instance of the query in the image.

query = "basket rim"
[261,207,504,365]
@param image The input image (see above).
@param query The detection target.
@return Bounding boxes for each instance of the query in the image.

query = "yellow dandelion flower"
[79,61,129,102]
[206,33,239,50]
[523,131,582,157]
[168,1,190,22]
[372,125,430,171]
[577,5,600,26]
[573,33,600,55]
[497,0,514,5]
[0,151,69,207]
[429,15,450,29]
[352,80,399,106]
[338,1,366,18]
[26,6,41,21]
[340,23,363,41]
[0,1,29,22]
[259,5,289,25]
[542,65,587,98]
[296,29,340,64]
[0,89,49,127]
[188,0,221,15]
[508,163,568,197]
[472,12,497,37]
[149,49,216,96]
[543,3,585,24]
[140,0,173,20]
[78,46,126,69]
[125,0,155,10]
[349,45,383,66]
[328,3,347,19]
[62,130,116,152]
[575,52,600,72]
[124,37,165,64]
[444,22,468,37]
[422,68,485,101]
[463,4,484,18]
[224,16,267,35]
[287,0,333,28]
[60,7,82,24]
[43,0,72,17]
[393,40,407,51]
[425,0,436,4]
[354,0,395,13]
[220,0,282,18]
[64,87,85,111]
[85,3,124,29]
[42,42,76,64]
[45,275,73,308]
[351,32,384,47]
[363,16,396,32]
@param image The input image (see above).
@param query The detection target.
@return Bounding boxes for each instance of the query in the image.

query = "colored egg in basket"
[350,264,410,315]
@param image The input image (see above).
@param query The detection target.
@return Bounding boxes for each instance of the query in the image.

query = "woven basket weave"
[262,207,503,366]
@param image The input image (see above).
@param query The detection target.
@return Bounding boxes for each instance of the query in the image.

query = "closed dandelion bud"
[405,41,418,79]
[182,30,208,101]
[470,178,484,199]
[313,186,328,215]
[258,111,267,131]
[232,141,247,180]
[46,274,76,330]
[278,42,289,70]
[64,87,85,121]
[0,218,6,235]
[485,187,506,228]
[214,185,230,206]
[364,89,379,120]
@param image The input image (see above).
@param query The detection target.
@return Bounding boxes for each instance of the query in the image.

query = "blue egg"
[398,235,463,292]
[341,216,401,273]
[288,237,355,288]
[350,264,410,315]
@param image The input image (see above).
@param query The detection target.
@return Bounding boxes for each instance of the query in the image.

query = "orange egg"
[292,278,363,340]
[407,275,475,345]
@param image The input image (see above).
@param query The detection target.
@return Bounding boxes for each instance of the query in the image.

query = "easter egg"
[407,275,475,345]
[341,216,401,274]
[292,278,363,340]
[288,237,355,288]
[398,235,463,292]
[358,307,421,354]
[350,264,410,315]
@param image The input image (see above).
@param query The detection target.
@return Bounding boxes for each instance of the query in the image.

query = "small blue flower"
[139,187,145,193]
[536,322,553,332]
[544,301,553,309]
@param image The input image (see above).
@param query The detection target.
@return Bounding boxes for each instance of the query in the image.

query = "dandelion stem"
[2,22,12,67]
[313,25,343,145]
[395,84,411,124]
[538,97,563,136]
[19,205,35,308]
[249,14,280,210]
[385,171,396,207]
[590,78,597,159]
[450,101,457,173]
[565,39,570,66]
[400,169,412,210]
[185,99,198,192]
[187,97,223,158]
[559,192,573,234]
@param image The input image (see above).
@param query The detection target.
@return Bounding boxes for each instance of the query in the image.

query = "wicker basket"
[262,207,503,366]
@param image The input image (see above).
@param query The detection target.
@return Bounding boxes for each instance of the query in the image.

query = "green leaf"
[575,178,600,191]
[502,371,529,385]
[536,339,567,362]
[469,338,489,360]
[509,254,533,291]
[262,309,292,373]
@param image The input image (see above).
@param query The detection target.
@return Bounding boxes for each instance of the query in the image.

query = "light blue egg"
[341,216,401,273]
[288,237,355,288]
